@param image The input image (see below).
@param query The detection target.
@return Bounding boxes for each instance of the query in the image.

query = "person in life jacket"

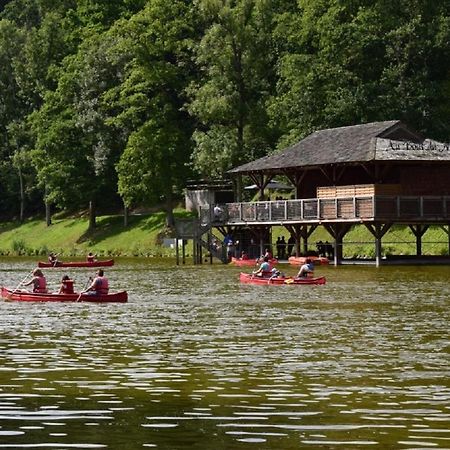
[58,275,74,294]
[252,256,272,277]
[86,252,97,263]
[82,269,109,295]
[24,268,48,293]
[297,258,315,278]
[48,252,60,265]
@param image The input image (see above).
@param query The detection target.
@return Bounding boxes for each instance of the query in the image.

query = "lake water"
[0,258,449,449]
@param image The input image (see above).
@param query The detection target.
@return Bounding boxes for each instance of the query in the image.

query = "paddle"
[76,277,92,302]
[8,269,35,299]
[51,253,60,267]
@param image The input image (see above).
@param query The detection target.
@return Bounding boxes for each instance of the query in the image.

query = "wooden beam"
[285,170,307,199]
[364,222,393,266]
[319,166,333,183]
[323,223,352,265]
[409,224,429,257]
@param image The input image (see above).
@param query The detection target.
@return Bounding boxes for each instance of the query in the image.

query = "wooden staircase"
[174,218,229,264]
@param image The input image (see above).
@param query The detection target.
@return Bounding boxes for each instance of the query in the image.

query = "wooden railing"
[200,196,450,225]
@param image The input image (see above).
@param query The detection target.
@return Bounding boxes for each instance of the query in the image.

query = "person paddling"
[297,258,314,278]
[48,252,60,266]
[23,268,48,293]
[81,269,109,296]
[86,252,97,263]
[252,256,271,277]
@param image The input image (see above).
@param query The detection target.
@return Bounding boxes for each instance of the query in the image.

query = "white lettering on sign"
[388,140,450,152]
[375,138,450,161]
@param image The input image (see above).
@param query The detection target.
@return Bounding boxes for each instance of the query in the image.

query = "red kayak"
[38,259,115,268]
[1,286,127,303]
[239,272,326,285]
[288,256,330,266]
[231,257,278,267]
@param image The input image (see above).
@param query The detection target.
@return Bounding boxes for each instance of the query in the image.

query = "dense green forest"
[1,0,449,227]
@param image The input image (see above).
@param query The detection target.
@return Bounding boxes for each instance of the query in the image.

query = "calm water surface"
[0,257,449,449]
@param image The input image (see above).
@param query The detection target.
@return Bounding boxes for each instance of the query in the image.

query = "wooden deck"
[202,195,450,226]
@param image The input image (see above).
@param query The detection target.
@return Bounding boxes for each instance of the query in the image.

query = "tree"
[114,0,196,227]
[30,29,129,228]
[270,0,450,148]
[187,0,280,178]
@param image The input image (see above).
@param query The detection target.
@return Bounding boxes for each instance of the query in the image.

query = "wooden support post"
[323,223,353,266]
[176,238,179,265]
[438,224,450,255]
[197,241,203,264]
[409,224,429,257]
[299,224,317,254]
[365,223,392,267]
[192,238,197,264]
[285,224,302,257]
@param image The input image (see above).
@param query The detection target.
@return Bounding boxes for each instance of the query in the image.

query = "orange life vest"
[95,276,109,295]
[61,279,74,294]
[34,276,47,293]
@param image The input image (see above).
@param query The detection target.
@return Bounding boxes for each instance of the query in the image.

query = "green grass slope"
[0,209,195,258]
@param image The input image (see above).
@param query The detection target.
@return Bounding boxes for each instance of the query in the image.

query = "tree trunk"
[123,203,129,227]
[164,193,175,229]
[18,166,24,223]
[89,200,96,230]
[45,202,52,226]
[44,185,51,226]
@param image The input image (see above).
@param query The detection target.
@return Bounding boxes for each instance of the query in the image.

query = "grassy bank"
[0,211,448,259]
[0,209,195,258]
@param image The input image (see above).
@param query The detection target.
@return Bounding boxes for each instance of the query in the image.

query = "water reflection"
[0,258,448,449]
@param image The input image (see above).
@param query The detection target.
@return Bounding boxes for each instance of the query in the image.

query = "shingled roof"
[229,120,426,174]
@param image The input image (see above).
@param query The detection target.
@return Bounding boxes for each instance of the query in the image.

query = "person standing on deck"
[287,235,295,257]
[279,236,287,260]
[276,237,282,259]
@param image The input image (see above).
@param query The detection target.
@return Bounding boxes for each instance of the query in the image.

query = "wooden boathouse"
[177,120,450,266]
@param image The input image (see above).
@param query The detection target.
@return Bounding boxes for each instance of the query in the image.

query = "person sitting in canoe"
[297,258,314,278]
[86,252,97,263]
[81,269,109,296]
[58,275,74,294]
[252,256,272,277]
[268,267,285,281]
[24,268,48,293]
[240,250,249,260]
[262,248,273,260]
[48,252,61,266]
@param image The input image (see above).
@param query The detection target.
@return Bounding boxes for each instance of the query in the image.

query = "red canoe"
[239,272,326,285]
[38,259,115,268]
[1,286,127,303]
[231,257,278,267]
[288,256,330,266]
